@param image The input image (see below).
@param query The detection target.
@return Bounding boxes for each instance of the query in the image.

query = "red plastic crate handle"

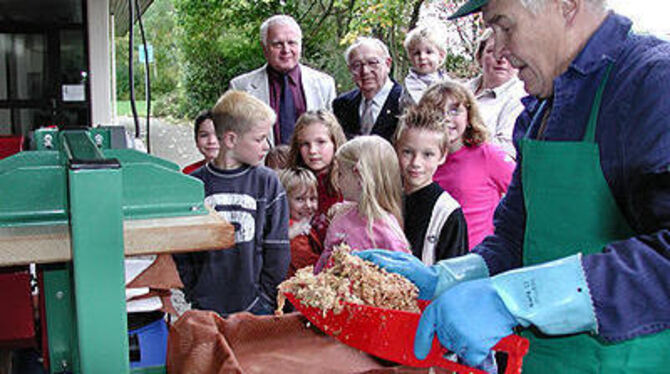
[494,335,530,374]
[412,334,529,374]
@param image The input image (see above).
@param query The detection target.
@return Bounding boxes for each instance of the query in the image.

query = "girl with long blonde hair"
[314,135,410,272]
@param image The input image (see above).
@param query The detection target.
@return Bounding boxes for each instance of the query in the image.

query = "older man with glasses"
[333,37,402,142]
[230,15,336,146]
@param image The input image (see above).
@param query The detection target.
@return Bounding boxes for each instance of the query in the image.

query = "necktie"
[360,98,375,135]
[279,74,296,144]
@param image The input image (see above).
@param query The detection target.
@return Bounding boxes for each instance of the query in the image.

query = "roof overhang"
[0,0,154,35]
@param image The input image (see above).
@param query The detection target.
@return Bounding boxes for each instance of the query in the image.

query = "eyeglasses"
[349,58,382,73]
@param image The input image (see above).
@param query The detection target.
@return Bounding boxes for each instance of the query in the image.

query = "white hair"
[260,15,302,46]
[344,37,391,65]
[519,0,607,14]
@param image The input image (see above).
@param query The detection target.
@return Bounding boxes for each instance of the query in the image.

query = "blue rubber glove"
[355,250,489,300]
[414,254,597,367]
[414,278,517,366]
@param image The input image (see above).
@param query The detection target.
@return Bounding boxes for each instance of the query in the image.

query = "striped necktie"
[360,98,375,135]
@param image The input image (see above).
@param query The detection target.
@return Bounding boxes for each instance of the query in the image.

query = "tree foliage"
[171,0,264,117]
[115,0,180,100]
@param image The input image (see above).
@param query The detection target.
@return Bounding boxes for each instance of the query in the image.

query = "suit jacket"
[332,80,402,142]
[230,64,337,146]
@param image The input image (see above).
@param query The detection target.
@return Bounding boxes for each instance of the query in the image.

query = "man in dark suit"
[333,37,402,142]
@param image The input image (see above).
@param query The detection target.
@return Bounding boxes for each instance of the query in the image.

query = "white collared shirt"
[358,78,394,127]
[469,76,527,159]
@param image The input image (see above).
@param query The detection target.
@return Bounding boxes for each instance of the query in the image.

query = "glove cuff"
[491,254,598,335]
[431,253,490,299]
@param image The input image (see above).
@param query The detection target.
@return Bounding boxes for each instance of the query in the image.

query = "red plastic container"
[0,135,24,159]
[285,292,529,374]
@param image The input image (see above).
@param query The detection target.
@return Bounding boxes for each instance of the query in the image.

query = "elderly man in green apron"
[357,0,670,372]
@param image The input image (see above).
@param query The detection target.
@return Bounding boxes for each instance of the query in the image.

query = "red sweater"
[182,159,206,174]
[312,171,342,242]
[287,219,323,278]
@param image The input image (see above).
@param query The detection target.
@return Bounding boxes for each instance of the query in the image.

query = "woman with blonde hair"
[314,135,410,272]
[419,81,515,249]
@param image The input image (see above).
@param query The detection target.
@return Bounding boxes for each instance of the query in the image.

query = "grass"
[116,100,155,116]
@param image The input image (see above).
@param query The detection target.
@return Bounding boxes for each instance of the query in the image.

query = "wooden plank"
[0,224,71,266]
[0,211,235,266]
[123,211,235,256]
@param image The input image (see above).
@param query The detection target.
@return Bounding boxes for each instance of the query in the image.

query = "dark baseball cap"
[448,0,489,20]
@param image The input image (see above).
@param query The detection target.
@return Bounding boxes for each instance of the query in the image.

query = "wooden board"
[0,211,235,266]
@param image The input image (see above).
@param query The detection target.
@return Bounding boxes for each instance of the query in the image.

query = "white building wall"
[87,0,112,125]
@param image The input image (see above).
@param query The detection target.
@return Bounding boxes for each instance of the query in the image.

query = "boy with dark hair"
[182,110,219,174]
[174,90,290,315]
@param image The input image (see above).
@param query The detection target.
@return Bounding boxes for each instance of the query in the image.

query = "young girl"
[278,167,323,278]
[314,135,411,273]
[182,110,220,174]
[419,81,515,250]
[288,110,347,242]
[399,23,453,109]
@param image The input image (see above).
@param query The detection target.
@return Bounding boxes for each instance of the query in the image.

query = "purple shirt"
[267,65,306,141]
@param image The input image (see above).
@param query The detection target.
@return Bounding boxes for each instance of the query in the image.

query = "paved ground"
[117,116,201,168]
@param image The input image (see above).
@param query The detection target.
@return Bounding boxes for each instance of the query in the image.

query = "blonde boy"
[174,90,290,316]
[400,23,453,109]
[394,105,467,264]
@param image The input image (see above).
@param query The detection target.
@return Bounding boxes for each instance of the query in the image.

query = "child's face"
[196,119,220,161]
[396,128,446,193]
[228,119,272,167]
[336,161,362,202]
[298,122,335,174]
[288,185,318,222]
[408,40,445,75]
[444,98,469,153]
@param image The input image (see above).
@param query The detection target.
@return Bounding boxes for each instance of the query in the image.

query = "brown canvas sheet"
[127,254,183,290]
[167,310,452,374]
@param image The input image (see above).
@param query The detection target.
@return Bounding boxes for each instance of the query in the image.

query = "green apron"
[518,63,670,373]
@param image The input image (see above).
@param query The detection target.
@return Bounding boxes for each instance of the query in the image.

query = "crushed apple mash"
[277,245,420,316]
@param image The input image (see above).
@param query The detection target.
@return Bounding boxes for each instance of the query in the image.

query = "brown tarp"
[167,310,452,374]
[127,254,183,290]
[127,254,183,315]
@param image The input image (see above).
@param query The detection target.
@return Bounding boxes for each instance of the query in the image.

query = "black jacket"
[332,80,402,143]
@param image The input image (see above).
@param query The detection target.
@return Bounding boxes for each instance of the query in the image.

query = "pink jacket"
[433,143,515,249]
[314,203,410,272]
